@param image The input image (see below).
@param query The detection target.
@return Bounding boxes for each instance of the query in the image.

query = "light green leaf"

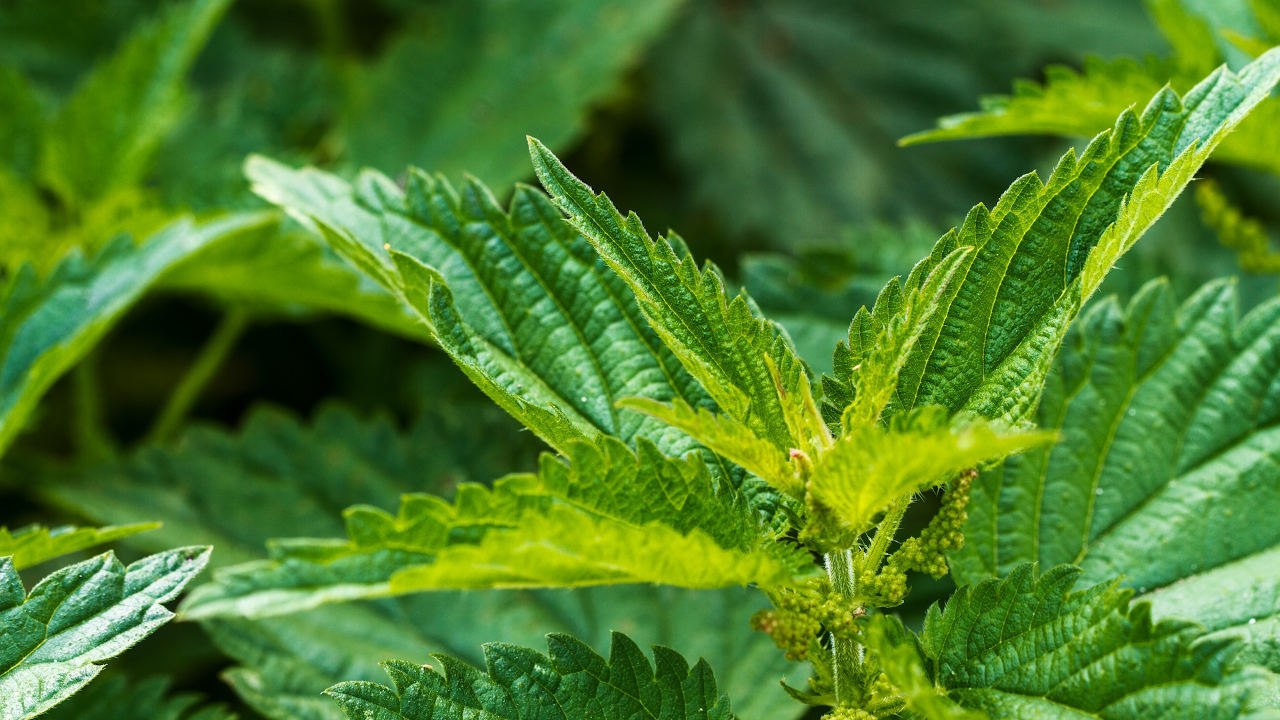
[38,0,231,206]
[953,277,1280,672]
[901,12,1280,176]
[325,632,736,720]
[921,564,1280,719]
[0,211,275,457]
[530,138,827,458]
[826,50,1280,429]
[204,586,806,720]
[180,435,804,619]
[246,157,739,485]
[0,547,211,720]
[342,0,682,191]
[861,615,983,720]
[0,523,158,570]
[41,676,234,720]
[809,409,1052,536]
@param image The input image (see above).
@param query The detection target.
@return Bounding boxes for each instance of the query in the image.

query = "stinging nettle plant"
[4,17,1280,720]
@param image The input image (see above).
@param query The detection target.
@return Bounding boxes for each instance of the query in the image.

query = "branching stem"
[861,499,909,580]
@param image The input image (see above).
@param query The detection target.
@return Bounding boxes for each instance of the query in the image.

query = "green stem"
[861,499,909,580]
[825,549,862,706]
[72,357,115,461]
[144,309,249,445]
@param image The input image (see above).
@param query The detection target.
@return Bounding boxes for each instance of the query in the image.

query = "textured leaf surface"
[824,49,1280,428]
[0,211,275,457]
[0,523,157,570]
[0,547,210,720]
[810,412,1051,535]
[921,564,1280,719]
[342,0,681,191]
[246,157,735,482]
[205,586,805,720]
[531,139,827,459]
[41,676,234,720]
[954,278,1280,671]
[326,632,735,720]
[38,0,230,205]
[180,433,802,619]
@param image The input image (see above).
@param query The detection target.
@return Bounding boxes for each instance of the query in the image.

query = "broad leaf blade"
[826,49,1280,429]
[0,523,158,570]
[530,138,827,458]
[180,435,802,620]
[954,277,1280,671]
[0,211,276,457]
[0,547,210,720]
[41,676,235,720]
[922,564,1280,719]
[325,632,736,720]
[246,158,735,480]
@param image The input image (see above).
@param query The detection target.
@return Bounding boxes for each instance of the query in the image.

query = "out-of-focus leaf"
[0,211,274,457]
[342,0,682,190]
[41,676,234,720]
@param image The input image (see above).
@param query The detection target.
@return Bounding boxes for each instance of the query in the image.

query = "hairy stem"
[825,548,862,705]
[145,309,249,445]
[861,499,909,580]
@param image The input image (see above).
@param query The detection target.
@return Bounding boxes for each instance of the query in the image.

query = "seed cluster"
[750,580,861,661]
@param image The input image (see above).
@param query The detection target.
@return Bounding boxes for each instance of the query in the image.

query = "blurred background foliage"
[1,0,1278,716]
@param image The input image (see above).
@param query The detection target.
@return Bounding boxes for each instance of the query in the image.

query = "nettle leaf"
[954,277,1280,671]
[902,8,1280,176]
[809,410,1052,535]
[205,586,805,720]
[180,434,804,620]
[325,632,735,720]
[246,157,736,483]
[0,523,158,570]
[530,139,827,460]
[824,49,1280,430]
[0,211,274,457]
[915,564,1280,719]
[41,676,234,720]
[0,547,210,720]
[38,0,231,206]
[342,0,682,191]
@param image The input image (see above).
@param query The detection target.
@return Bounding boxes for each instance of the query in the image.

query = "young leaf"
[204,586,805,720]
[0,547,211,720]
[0,523,158,569]
[0,211,275,457]
[953,278,1280,671]
[246,158,736,482]
[38,0,231,206]
[325,632,735,720]
[809,409,1052,535]
[825,49,1280,429]
[180,435,804,620]
[41,676,234,720]
[530,138,828,458]
[919,564,1280,719]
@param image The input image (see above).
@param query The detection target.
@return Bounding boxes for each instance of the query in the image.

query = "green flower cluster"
[824,707,878,720]
[751,580,862,661]
[860,470,975,605]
